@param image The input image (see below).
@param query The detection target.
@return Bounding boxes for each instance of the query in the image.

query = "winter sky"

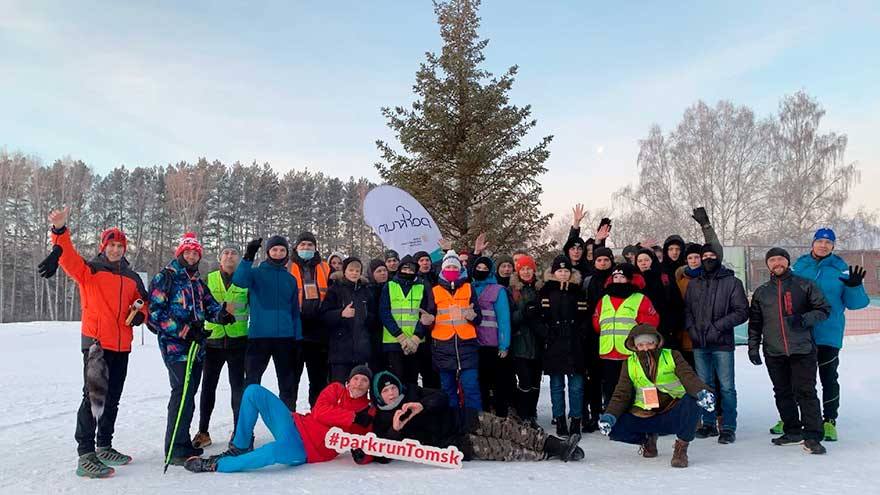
[2,1,878,220]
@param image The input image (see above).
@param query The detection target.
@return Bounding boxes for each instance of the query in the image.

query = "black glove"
[218,305,237,325]
[351,448,370,464]
[185,320,206,342]
[353,407,373,427]
[691,207,711,227]
[244,238,262,261]
[130,312,146,326]
[38,245,63,279]
[748,347,763,366]
[840,265,865,287]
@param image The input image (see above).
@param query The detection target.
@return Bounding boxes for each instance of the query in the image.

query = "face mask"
[398,271,416,281]
[702,258,720,273]
[297,249,315,261]
[441,269,459,282]
[472,270,490,281]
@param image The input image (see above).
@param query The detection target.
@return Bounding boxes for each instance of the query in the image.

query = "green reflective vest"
[598,293,644,357]
[627,348,686,410]
[205,270,249,339]
[383,281,424,343]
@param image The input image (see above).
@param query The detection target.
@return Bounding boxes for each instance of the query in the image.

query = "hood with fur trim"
[624,324,665,352]
[509,273,543,292]
[542,267,583,286]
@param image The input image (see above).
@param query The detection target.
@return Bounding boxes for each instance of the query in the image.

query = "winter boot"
[95,446,132,466]
[76,452,115,478]
[555,417,569,437]
[769,420,784,435]
[184,456,218,473]
[570,446,585,462]
[583,418,599,433]
[569,417,582,435]
[718,430,736,444]
[192,431,212,449]
[640,434,658,458]
[772,433,804,446]
[803,439,827,455]
[694,423,718,439]
[670,439,689,468]
[823,420,837,442]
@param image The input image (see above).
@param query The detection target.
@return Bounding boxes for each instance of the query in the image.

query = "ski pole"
[164,340,199,473]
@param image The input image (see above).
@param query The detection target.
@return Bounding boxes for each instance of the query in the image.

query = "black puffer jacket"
[538,269,589,375]
[684,265,748,351]
[637,249,686,349]
[509,274,543,360]
[748,269,831,357]
[321,272,377,364]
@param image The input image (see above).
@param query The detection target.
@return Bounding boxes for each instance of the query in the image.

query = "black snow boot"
[569,417,582,435]
[802,439,827,455]
[543,433,582,462]
[184,456,217,473]
[695,423,718,439]
[772,433,804,446]
[555,416,569,437]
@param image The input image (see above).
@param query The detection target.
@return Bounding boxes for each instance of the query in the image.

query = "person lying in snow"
[184,365,375,473]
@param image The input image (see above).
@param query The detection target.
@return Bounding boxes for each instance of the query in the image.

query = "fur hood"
[509,273,543,292]
[542,267,583,286]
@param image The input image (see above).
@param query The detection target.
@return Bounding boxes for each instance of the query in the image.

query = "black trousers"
[75,348,129,456]
[513,357,541,419]
[765,350,823,441]
[293,340,328,407]
[817,345,841,421]
[478,347,513,417]
[583,336,603,421]
[164,358,203,457]
[245,338,299,411]
[198,345,247,434]
[385,341,440,389]
[601,359,624,409]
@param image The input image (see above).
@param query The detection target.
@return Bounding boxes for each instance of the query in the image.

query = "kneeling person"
[184,366,375,473]
[371,371,583,463]
[599,325,715,468]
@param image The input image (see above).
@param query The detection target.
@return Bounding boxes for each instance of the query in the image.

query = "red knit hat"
[99,228,127,254]
[515,255,537,274]
[175,232,203,259]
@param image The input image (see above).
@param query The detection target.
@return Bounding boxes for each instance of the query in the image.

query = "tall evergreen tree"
[376,0,552,251]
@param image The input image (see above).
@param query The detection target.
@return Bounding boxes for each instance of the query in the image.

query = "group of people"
[40,201,870,478]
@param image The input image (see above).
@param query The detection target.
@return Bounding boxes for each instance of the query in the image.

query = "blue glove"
[598,413,616,436]
[697,390,715,412]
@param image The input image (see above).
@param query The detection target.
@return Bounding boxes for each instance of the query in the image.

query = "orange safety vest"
[289,261,330,305]
[431,283,477,341]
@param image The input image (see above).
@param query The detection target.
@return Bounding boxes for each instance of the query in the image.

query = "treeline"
[0,153,382,323]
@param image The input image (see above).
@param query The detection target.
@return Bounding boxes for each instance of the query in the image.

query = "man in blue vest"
[599,324,715,468]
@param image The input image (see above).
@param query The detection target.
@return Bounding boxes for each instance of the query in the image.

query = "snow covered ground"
[1,321,878,494]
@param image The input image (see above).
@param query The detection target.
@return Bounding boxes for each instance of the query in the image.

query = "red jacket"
[51,228,148,352]
[592,273,660,360]
[293,382,373,463]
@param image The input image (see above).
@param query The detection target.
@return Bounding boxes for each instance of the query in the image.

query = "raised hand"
[244,238,262,261]
[840,265,865,287]
[48,206,70,229]
[572,203,586,227]
[474,232,489,255]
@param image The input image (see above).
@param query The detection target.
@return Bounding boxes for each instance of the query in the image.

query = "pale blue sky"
[2,0,878,219]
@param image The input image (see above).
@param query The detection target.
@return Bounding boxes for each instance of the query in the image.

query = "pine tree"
[376,0,552,252]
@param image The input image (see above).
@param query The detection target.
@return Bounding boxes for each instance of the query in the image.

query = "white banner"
[363,185,441,256]
[324,427,463,469]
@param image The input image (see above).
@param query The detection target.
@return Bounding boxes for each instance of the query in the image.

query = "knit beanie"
[348,365,373,382]
[295,232,317,246]
[99,228,127,254]
[515,255,537,273]
[441,250,462,271]
[175,232,203,259]
[765,247,791,264]
[551,254,570,273]
[593,246,614,263]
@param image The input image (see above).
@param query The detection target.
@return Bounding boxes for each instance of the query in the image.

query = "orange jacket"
[51,227,148,352]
